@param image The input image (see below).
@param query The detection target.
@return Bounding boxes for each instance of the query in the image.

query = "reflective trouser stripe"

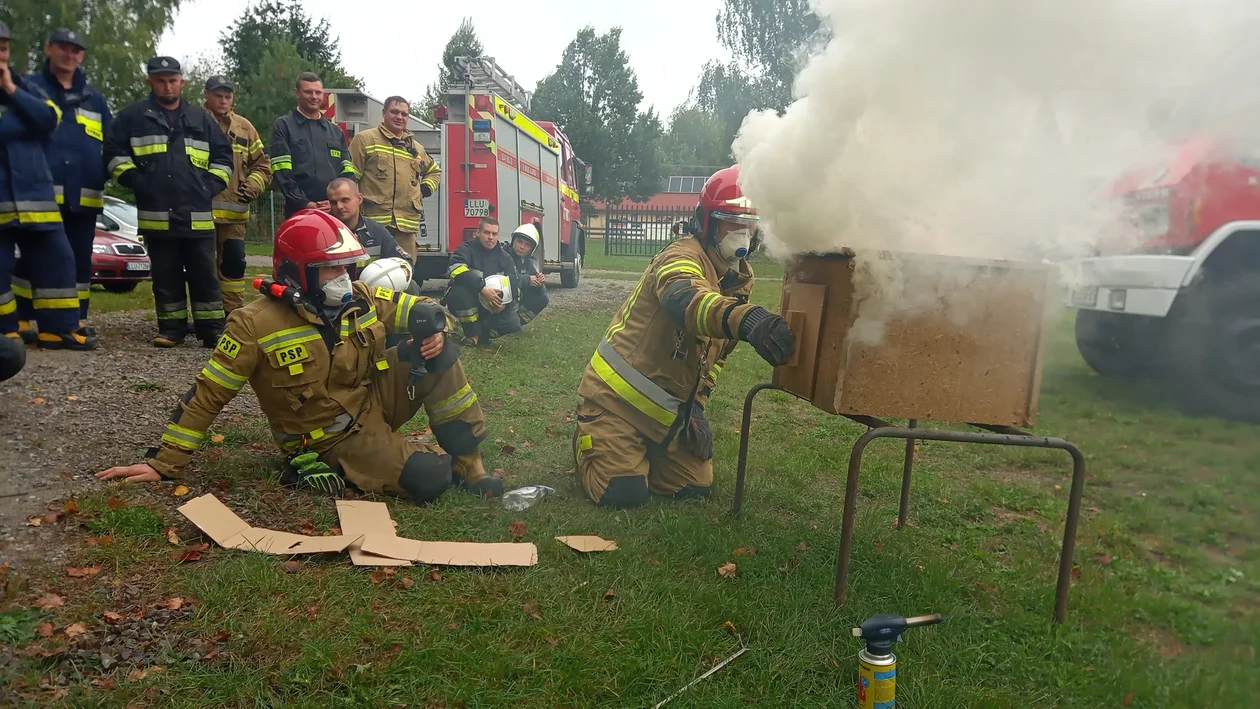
[77,283,90,301]
[213,200,250,221]
[451,307,479,324]
[192,301,226,321]
[32,287,80,311]
[590,339,682,428]
[220,279,246,293]
[0,291,15,315]
[273,413,353,450]
[430,383,478,424]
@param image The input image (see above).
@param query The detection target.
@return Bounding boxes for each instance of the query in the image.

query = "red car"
[92,230,151,293]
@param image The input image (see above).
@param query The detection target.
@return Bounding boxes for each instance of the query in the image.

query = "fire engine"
[1066,134,1260,421]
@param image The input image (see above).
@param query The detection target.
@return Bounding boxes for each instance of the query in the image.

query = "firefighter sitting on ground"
[573,165,795,508]
[95,210,504,501]
[443,217,525,345]
[505,222,550,327]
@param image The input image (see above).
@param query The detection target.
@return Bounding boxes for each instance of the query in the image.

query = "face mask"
[718,229,752,265]
[320,273,352,307]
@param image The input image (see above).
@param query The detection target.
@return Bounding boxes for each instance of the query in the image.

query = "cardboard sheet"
[360,533,538,567]
[178,494,352,555]
[555,535,618,553]
[336,500,411,567]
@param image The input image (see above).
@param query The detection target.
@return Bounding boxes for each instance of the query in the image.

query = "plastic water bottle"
[501,485,555,511]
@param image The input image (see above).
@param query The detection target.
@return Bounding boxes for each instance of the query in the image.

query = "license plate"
[1070,286,1098,307]
[464,199,491,218]
[125,260,150,271]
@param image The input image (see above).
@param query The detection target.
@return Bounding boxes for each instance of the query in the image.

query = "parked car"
[92,229,150,293]
[97,196,139,240]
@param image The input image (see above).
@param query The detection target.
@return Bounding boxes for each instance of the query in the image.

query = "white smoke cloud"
[733,0,1260,264]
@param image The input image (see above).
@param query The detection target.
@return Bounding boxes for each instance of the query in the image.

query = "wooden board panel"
[771,282,827,400]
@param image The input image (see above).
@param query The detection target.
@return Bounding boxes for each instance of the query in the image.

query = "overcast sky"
[157,0,730,118]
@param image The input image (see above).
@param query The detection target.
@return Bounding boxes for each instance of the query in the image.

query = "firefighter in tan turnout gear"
[96,210,504,501]
[573,166,795,508]
[348,96,441,260]
[203,75,271,314]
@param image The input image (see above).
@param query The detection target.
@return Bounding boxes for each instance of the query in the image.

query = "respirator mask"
[712,211,762,268]
[320,273,353,307]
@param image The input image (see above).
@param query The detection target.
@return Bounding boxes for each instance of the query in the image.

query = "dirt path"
[0,277,633,567]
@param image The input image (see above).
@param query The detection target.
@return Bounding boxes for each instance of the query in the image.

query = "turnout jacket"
[0,70,64,230]
[26,61,111,213]
[577,236,757,443]
[507,247,542,297]
[348,123,440,234]
[351,215,408,263]
[446,239,516,295]
[270,109,359,215]
[208,109,271,223]
[147,281,455,478]
[103,96,232,234]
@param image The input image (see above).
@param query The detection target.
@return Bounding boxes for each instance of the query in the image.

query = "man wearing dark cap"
[18,28,113,341]
[103,56,233,348]
[0,21,96,351]
[203,74,270,314]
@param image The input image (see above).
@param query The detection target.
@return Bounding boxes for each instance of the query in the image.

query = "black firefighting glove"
[738,306,795,367]
[285,452,345,495]
[683,404,715,461]
[421,184,433,198]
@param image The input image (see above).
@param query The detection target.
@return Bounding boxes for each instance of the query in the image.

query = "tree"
[715,0,824,111]
[0,0,183,108]
[231,40,311,135]
[220,0,360,94]
[418,18,483,123]
[661,105,731,170]
[533,27,664,202]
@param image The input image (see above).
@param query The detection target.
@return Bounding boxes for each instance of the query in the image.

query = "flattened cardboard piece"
[178,494,351,555]
[336,500,411,567]
[555,535,618,553]
[360,533,539,567]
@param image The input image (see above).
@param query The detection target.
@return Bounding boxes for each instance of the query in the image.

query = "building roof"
[590,192,698,211]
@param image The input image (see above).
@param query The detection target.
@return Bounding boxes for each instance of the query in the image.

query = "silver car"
[96,196,140,241]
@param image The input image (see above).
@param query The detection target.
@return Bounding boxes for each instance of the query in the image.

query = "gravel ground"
[0,277,633,566]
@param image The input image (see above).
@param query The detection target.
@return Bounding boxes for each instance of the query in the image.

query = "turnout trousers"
[1,224,79,335]
[214,222,248,314]
[145,231,225,343]
[442,284,522,343]
[15,211,96,322]
[572,399,713,509]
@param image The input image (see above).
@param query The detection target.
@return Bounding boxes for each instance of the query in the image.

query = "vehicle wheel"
[1166,279,1260,421]
[1073,309,1160,379]
[561,252,581,289]
[103,282,139,293]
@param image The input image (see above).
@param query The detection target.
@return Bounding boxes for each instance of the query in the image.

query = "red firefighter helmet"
[692,165,760,239]
[273,210,366,294]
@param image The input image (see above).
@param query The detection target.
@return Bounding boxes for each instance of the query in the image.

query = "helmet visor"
[712,210,761,228]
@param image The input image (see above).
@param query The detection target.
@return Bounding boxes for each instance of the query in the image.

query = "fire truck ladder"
[453,56,532,112]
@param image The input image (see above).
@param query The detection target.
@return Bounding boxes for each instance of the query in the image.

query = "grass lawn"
[6,254,1256,707]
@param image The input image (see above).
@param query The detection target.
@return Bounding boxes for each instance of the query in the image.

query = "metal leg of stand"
[731,382,781,517]
[833,426,1087,623]
[896,419,918,530]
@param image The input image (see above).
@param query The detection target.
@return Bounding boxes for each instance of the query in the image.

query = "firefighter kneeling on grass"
[573,166,795,508]
[95,210,504,501]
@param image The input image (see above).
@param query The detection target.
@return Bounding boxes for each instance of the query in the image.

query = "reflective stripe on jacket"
[577,237,757,443]
[348,124,440,234]
[269,110,359,216]
[0,72,64,230]
[26,61,111,213]
[209,110,271,223]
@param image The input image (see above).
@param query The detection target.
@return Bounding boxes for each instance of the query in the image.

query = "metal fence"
[584,204,693,257]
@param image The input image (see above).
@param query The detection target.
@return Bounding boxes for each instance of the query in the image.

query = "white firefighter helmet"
[358,257,414,293]
[481,273,514,309]
[511,223,540,253]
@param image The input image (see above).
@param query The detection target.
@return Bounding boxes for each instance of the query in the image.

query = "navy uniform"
[443,233,522,344]
[0,21,95,351]
[270,107,359,218]
[505,223,549,327]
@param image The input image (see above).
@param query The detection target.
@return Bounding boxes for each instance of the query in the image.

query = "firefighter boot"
[16,320,36,345]
[37,328,99,351]
[0,333,25,382]
[451,451,503,497]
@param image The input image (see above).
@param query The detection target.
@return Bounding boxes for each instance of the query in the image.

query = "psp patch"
[374,285,394,300]
[216,334,243,359]
[275,342,311,367]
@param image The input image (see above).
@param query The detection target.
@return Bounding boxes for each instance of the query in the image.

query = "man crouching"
[96,210,503,501]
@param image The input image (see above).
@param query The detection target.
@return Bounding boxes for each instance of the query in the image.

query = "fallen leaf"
[43,512,64,524]
[429,569,442,583]
[1094,553,1114,566]
[447,622,460,629]
[66,566,101,578]
[210,434,225,444]
[58,471,72,479]
[324,527,342,536]
[129,669,148,681]
[63,500,79,514]
[215,630,231,642]
[67,395,80,401]
[30,397,46,404]
[734,546,756,557]
[63,623,88,638]
[545,426,555,437]
[179,549,202,563]
[35,622,53,637]
[216,480,230,492]
[98,535,113,546]
[92,676,116,689]
[102,611,124,624]
[165,528,181,546]
[723,621,739,635]
[546,635,560,646]
[1122,690,1136,706]
[507,389,517,396]
[874,539,885,551]
[298,520,316,535]
[401,577,415,589]
[602,587,616,600]
[25,516,41,527]
[509,521,528,538]
[306,605,319,618]
[107,497,126,509]
[778,557,801,574]
[717,562,737,579]
[1071,566,1082,580]
[173,485,190,497]
[501,444,517,455]
[282,561,301,574]
[563,413,575,422]
[794,542,810,552]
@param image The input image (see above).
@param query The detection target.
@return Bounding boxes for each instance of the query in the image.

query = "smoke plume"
[733,0,1260,264]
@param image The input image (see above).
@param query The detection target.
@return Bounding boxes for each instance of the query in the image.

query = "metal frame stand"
[731,383,1086,623]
